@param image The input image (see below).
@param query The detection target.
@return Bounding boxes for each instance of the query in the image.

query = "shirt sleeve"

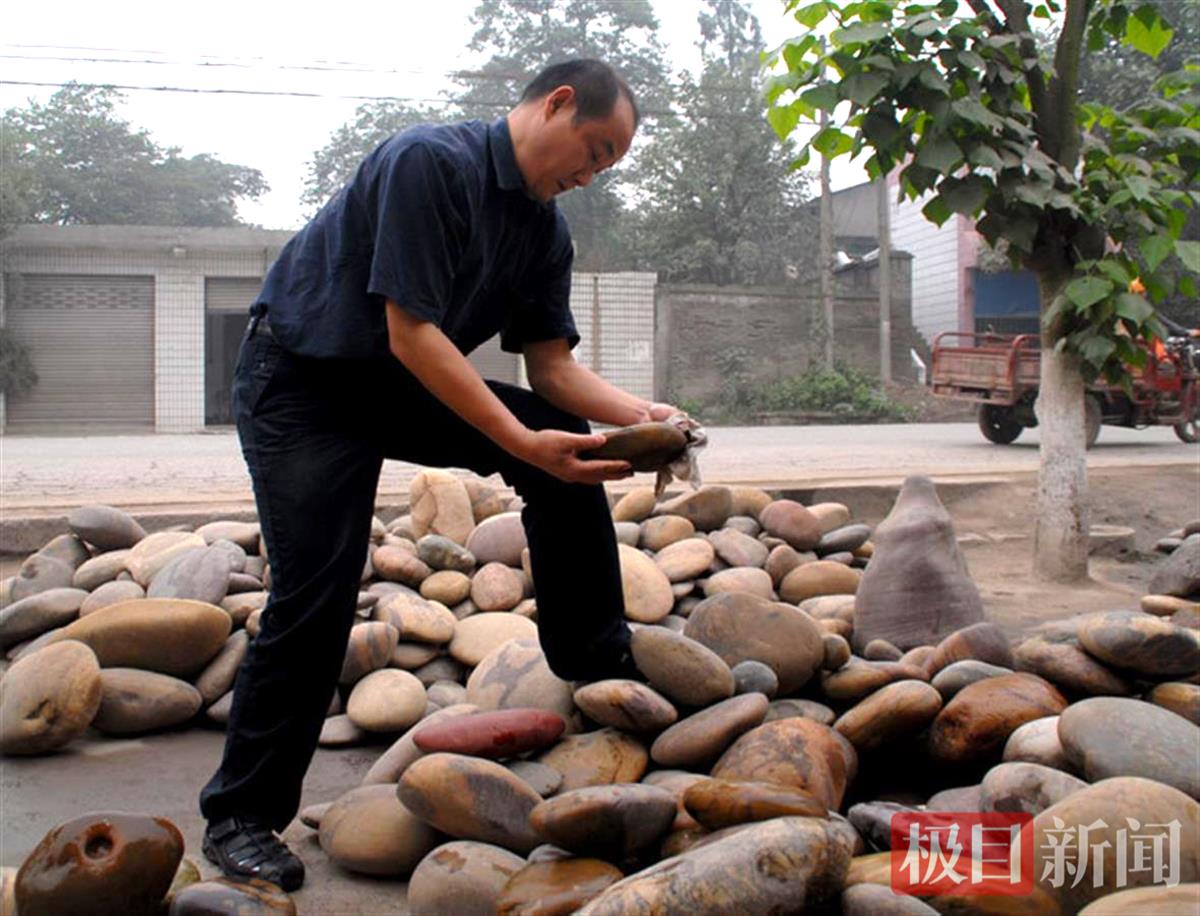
[366,140,467,324]
[500,209,580,353]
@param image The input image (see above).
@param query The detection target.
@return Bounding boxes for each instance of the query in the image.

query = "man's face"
[522,87,636,204]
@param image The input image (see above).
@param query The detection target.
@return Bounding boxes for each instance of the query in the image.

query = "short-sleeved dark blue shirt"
[256,118,579,361]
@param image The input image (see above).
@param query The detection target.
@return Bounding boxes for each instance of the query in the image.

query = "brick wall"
[656,254,924,405]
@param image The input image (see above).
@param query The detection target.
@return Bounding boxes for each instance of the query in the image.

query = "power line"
[0,79,819,125]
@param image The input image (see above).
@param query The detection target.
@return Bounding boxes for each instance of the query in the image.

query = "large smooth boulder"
[928,672,1067,766]
[407,841,525,916]
[1150,537,1200,597]
[92,668,203,735]
[852,475,984,651]
[67,505,147,551]
[318,784,438,877]
[0,641,102,755]
[410,469,475,545]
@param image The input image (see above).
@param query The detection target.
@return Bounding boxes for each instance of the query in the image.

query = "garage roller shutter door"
[4,274,155,431]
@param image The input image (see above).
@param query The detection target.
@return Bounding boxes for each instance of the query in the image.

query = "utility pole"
[876,173,893,383]
[819,111,835,371]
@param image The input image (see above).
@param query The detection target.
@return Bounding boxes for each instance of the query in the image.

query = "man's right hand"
[517,429,632,484]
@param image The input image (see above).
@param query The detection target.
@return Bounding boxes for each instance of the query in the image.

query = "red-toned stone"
[412,708,566,759]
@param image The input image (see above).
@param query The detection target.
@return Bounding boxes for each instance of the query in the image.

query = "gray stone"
[67,504,147,551]
[979,761,1089,815]
[1151,536,1200,597]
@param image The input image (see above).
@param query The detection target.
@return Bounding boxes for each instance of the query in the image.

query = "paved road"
[3,422,1196,513]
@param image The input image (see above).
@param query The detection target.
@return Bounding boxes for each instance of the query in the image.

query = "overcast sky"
[1,0,868,229]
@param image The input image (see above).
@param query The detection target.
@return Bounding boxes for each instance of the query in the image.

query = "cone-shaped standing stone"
[853,475,984,652]
[15,812,183,916]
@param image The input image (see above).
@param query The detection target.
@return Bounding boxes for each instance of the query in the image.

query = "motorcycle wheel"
[978,404,1023,444]
[1174,416,1198,444]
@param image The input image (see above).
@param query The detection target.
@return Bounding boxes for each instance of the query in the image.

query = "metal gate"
[205,278,260,425]
[4,273,154,431]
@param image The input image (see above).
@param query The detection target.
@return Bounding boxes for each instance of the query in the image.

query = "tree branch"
[1048,0,1093,167]
[965,0,1004,32]
[995,0,1049,128]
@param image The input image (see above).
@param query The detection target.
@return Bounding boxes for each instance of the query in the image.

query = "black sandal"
[202,816,305,892]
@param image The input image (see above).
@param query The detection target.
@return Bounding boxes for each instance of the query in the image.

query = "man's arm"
[385,302,632,484]
[523,338,676,426]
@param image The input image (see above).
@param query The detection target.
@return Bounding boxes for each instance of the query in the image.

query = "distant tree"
[454,0,675,270]
[2,84,266,226]
[632,0,816,285]
[301,101,452,213]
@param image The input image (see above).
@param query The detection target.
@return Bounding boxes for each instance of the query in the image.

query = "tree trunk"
[1033,276,1090,583]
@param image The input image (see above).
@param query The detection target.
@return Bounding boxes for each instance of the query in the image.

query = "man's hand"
[517,429,633,484]
[646,402,680,422]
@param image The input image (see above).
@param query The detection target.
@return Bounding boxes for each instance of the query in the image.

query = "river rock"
[1143,594,1200,617]
[979,761,1088,814]
[371,545,431,587]
[617,544,673,623]
[339,621,399,685]
[841,883,940,916]
[683,778,825,831]
[420,570,472,606]
[374,592,456,644]
[1002,716,1077,773]
[702,567,773,600]
[399,752,542,854]
[1058,696,1200,797]
[846,801,913,851]
[1014,634,1133,697]
[731,659,778,697]
[628,627,734,707]
[463,512,525,568]
[820,659,929,704]
[72,550,132,591]
[220,591,267,628]
[10,554,75,602]
[15,812,183,916]
[80,581,145,616]
[407,841,525,916]
[640,515,696,552]
[413,708,565,758]
[410,469,475,545]
[928,672,1067,765]
[655,486,733,532]
[360,703,479,785]
[471,562,525,612]
[463,478,508,523]
[0,588,87,649]
[146,546,231,604]
[834,680,943,753]
[573,680,677,732]
[48,598,230,677]
[1148,682,1200,724]
[764,544,806,586]
[712,716,855,810]
[931,660,1013,700]
[576,816,852,915]
[530,784,676,860]
[653,538,715,583]
[780,560,861,603]
[317,783,438,876]
[417,533,478,573]
[346,668,426,732]
[536,727,647,792]
[759,500,823,550]
[707,528,768,569]
[853,475,984,652]
[614,522,640,546]
[650,693,769,769]
[1077,610,1200,679]
[817,523,871,555]
[1030,777,1200,912]
[465,638,576,725]
[929,622,1014,675]
[1150,536,1200,597]
[496,858,624,915]
[766,698,836,725]
[319,714,367,747]
[193,630,249,705]
[1078,884,1200,914]
[450,613,537,666]
[863,638,903,661]
[684,592,823,693]
[925,784,982,811]
[506,760,562,797]
[0,640,102,755]
[193,520,259,551]
[612,487,656,523]
[92,668,203,734]
[32,535,88,571]
[125,532,207,588]
[168,876,295,915]
[67,505,147,552]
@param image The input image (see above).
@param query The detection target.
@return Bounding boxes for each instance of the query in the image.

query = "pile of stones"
[1,471,1198,914]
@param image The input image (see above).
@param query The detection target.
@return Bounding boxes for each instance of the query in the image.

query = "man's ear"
[544,85,576,119]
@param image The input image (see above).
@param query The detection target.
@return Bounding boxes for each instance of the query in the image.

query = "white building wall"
[890,192,963,345]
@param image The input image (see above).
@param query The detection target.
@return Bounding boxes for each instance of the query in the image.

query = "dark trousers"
[199,324,630,830]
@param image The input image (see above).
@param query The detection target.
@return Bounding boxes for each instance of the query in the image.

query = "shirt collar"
[488,117,528,193]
